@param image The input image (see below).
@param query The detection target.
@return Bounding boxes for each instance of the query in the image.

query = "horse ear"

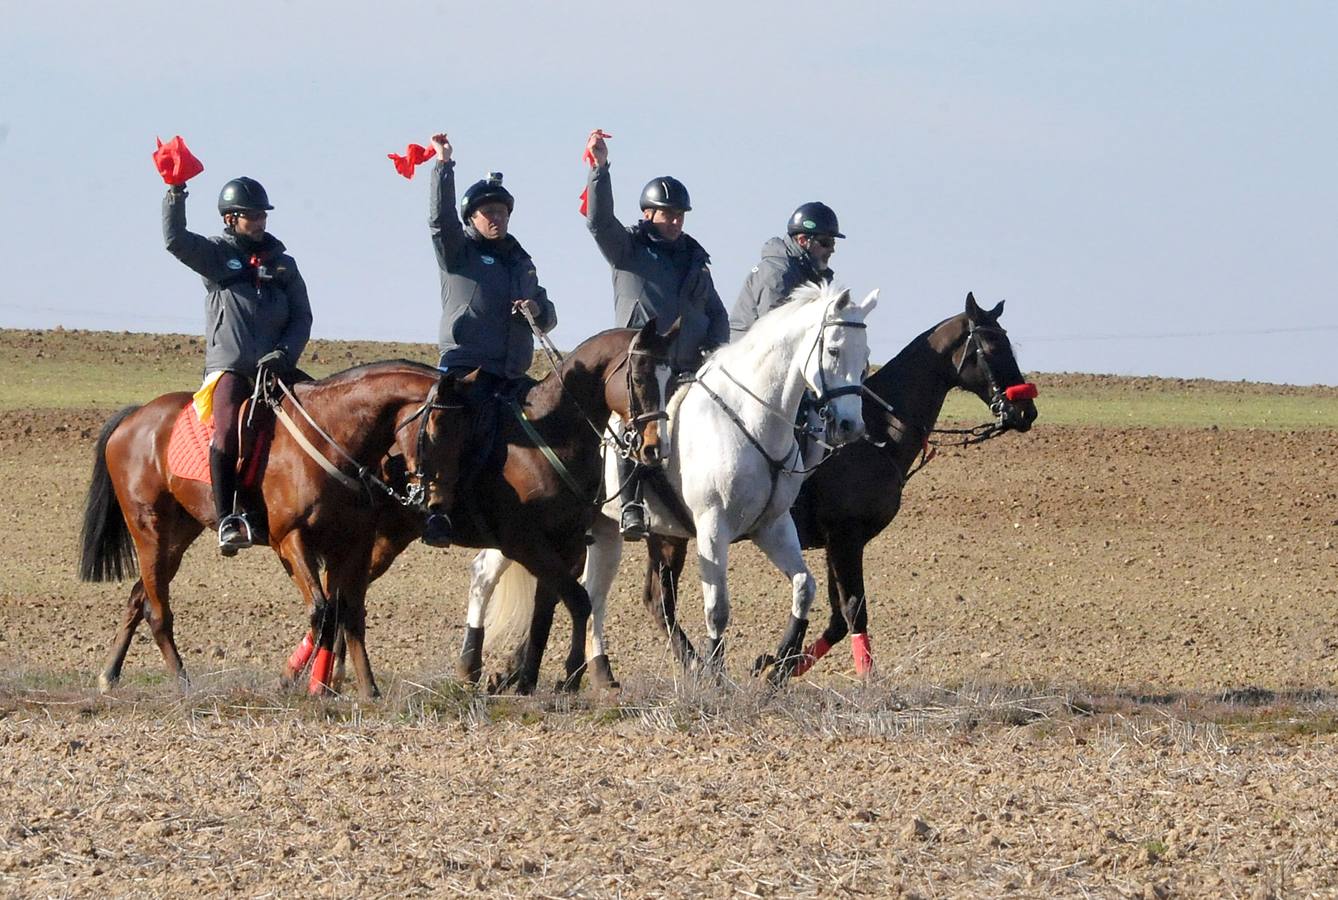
[988,299,1005,321]
[637,318,659,343]
[457,367,481,387]
[965,292,981,319]
[662,316,683,342]
[858,288,879,315]
[833,288,853,311]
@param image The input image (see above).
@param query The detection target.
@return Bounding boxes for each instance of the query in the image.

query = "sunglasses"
[237,210,268,221]
[809,235,836,249]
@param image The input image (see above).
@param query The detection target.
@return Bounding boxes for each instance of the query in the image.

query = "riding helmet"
[461,172,515,219]
[639,176,692,212]
[787,201,845,239]
[217,177,274,214]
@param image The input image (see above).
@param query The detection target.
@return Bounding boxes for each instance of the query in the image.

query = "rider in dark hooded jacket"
[730,202,843,337]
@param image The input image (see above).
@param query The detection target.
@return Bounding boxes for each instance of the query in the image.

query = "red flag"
[153,135,204,185]
[578,129,613,216]
[387,142,437,179]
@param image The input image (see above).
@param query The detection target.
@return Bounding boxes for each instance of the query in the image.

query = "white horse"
[472,282,878,688]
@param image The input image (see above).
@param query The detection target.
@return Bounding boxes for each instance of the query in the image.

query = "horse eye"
[826,347,840,359]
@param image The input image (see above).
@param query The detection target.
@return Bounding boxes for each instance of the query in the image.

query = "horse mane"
[712,281,844,367]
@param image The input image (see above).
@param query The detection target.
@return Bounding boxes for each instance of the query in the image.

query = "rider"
[426,131,556,547]
[163,175,313,555]
[583,129,729,539]
[729,202,843,337]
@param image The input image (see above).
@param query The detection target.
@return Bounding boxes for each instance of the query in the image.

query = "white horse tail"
[482,560,537,655]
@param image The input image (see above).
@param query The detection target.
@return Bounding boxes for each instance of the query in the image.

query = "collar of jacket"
[632,221,710,263]
[464,225,528,260]
[221,230,286,258]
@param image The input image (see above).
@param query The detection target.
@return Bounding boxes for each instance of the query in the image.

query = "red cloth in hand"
[578,129,613,216]
[388,143,437,179]
[153,136,203,185]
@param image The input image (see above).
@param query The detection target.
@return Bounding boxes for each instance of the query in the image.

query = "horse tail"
[482,561,537,656]
[78,406,140,583]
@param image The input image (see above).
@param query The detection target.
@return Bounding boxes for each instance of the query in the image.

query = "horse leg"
[276,532,327,690]
[498,580,557,696]
[555,566,592,693]
[695,513,732,676]
[98,579,146,693]
[749,515,818,686]
[326,545,379,700]
[460,550,512,685]
[582,514,624,689]
[792,552,850,678]
[827,535,874,677]
[124,506,201,692]
[643,533,698,671]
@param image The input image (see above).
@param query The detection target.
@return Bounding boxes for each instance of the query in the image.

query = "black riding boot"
[617,455,648,541]
[209,447,252,556]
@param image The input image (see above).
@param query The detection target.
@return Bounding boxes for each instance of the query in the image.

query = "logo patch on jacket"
[646,248,659,260]
[226,258,243,270]
[481,254,496,265]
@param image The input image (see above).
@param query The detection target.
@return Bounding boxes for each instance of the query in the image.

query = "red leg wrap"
[308,647,334,695]
[792,636,833,677]
[287,632,315,674]
[852,633,873,676]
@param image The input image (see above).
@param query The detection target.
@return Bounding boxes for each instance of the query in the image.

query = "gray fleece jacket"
[585,163,727,370]
[729,235,833,337]
[431,161,556,378]
[162,187,313,376]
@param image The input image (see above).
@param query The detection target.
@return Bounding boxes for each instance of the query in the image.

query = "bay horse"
[477,282,878,687]
[646,293,1038,681]
[79,362,476,698]
[291,322,677,695]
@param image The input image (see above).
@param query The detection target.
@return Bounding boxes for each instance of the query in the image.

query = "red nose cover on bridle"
[387,142,437,179]
[153,136,204,185]
[1005,383,1038,402]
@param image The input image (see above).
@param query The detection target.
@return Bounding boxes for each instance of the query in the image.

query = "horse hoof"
[455,659,482,685]
[750,654,776,678]
[97,672,117,695]
[588,654,620,690]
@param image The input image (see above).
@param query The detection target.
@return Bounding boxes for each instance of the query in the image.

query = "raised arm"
[428,133,465,269]
[162,186,228,280]
[584,130,632,266]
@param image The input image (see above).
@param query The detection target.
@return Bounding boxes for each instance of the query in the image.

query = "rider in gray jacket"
[583,129,728,537]
[163,176,313,555]
[730,202,843,337]
[424,132,556,546]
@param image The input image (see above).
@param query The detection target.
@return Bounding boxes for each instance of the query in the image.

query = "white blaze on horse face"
[806,291,875,446]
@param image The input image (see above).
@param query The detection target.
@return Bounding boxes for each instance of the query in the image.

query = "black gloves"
[257,349,290,377]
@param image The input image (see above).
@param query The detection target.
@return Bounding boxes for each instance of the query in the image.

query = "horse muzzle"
[995,383,1039,432]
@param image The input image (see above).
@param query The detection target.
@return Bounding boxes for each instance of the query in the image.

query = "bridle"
[612,343,672,460]
[394,379,469,511]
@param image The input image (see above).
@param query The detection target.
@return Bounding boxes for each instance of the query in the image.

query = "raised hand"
[430,133,453,164]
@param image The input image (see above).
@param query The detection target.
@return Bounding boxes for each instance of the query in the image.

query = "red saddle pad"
[166,403,270,486]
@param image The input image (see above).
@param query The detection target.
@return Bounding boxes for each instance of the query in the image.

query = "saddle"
[166,399,274,488]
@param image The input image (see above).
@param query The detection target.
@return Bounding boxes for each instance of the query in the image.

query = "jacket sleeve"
[429,160,465,270]
[752,260,792,320]
[162,187,227,279]
[700,270,730,351]
[277,260,314,362]
[530,273,557,334]
[585,163,632,266]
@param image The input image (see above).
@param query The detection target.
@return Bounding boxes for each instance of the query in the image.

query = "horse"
[645,293,1039,681]
[476,282,878,688]
[79,362,476,699]
[288,322,678,696]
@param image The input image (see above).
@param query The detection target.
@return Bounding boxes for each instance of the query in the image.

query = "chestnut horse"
[79,362,474,698]
[290,322,677,695]
[640,294,1038,681]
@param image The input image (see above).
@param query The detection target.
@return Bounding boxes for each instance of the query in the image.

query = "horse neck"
[706,318,813,450]
[294,368,431,462]
[865,330,957,467]
[524,345,619,454]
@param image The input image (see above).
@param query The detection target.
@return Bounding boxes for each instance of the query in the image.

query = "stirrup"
[218,514,255,556]
[619,502,649,541]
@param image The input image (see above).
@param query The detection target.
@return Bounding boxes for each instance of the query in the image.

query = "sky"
[2,1,1335,385]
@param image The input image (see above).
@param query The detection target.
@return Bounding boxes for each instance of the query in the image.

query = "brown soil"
[1,401,1336,897]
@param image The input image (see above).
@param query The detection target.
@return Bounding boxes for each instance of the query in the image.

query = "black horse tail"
[78,406,140,583]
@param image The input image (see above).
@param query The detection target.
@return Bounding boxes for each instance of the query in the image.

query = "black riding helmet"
[787,201,845,239]
[461,172,515,220]
[639,176,692,212]
[218,177,274,215]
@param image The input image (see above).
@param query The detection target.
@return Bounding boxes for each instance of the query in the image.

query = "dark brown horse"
[639,294,1038,680]
[79,362,475,698]
[285,322,677,695]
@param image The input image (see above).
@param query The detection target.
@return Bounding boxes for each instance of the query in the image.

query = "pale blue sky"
[2,1,1335,384]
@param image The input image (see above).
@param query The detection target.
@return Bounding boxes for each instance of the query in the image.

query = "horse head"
[612,319,677,467]
[801,286,878,446]
[400,368,476,516]
[945,293,1038,432]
